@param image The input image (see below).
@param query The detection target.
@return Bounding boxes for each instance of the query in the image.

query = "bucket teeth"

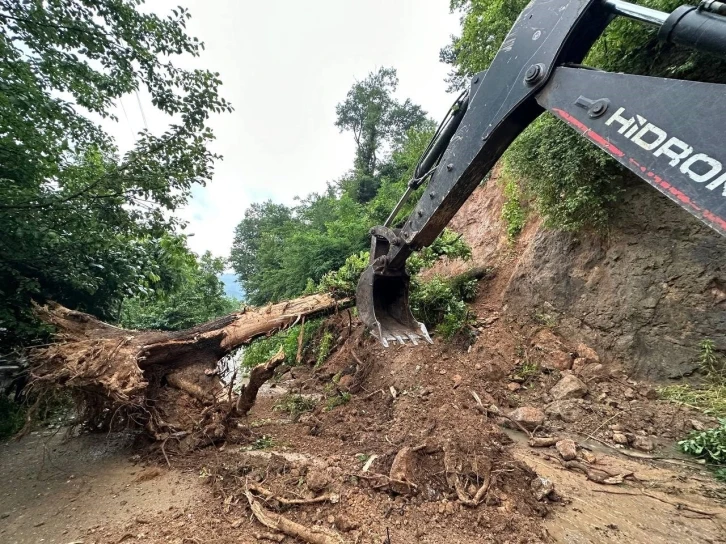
[356,264,433,348]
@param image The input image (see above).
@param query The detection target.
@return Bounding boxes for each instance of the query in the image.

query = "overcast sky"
[108,0,461,259]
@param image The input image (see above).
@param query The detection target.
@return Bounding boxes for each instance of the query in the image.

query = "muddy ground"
[2,312,725,543]
[2,180,725,543]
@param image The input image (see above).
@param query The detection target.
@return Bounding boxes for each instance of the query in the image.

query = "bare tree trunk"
[236,347,286,416]
[27,294,352,443]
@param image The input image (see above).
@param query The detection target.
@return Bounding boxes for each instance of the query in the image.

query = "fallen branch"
[247,482,339,506]
[244,490,346,544]
[236,347,286,416]
[528,437,559,448]
[546,455,632,485]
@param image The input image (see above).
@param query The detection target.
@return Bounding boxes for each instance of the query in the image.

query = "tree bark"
[236,346,285,416]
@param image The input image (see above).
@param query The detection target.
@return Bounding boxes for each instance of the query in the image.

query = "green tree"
[230,121,437,306]
[120,248,238,331]
[0,0,232,346]
[335,67,427,202]
[442,0,726,231]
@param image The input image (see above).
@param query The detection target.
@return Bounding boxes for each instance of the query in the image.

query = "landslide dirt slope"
[440,172,726,380]
[3,173,726,543]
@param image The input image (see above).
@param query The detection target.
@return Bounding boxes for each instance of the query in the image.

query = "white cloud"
[104,0,460,259]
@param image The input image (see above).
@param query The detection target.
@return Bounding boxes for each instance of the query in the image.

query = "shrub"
[325,391,351,411]
[678,419,726,465]
[241,319,323,369]
[658,339,726,417]
[500,175,527,241]
[273,393,317,419]
[445,0,726,231]
[315,331,335,368]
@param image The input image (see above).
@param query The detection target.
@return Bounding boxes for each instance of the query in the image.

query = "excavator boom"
[357,0,726,347]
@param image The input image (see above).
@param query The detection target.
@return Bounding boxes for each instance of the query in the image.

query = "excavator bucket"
[356,265,432,347]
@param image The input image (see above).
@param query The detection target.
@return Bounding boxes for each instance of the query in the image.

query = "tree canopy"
[335,67,428,203]
[0,0,232,345]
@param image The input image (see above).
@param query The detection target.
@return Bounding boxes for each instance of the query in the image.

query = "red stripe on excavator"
[551,108,726,234]
[552,108,624,157]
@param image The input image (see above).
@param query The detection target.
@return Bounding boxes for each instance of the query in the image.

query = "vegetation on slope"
[442,0,726,233]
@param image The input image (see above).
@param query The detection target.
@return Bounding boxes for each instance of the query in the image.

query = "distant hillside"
[219,273,244,301]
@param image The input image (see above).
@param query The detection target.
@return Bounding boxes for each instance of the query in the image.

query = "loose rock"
[334,515,359,532]
[529,436,559,448]
[305,470,329,493]
[508,406,546,431]
[550,375,588,400]
[530,477,555,501]
[389,447,417,495]
[576,343,600,364]
[612,432,629,445]
[632,436,654,452]
[545,400,584,423]
[555,439,577,461]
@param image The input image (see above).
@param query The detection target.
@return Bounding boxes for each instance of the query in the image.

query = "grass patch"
[511,360,541,383]
[246,435,276,450]
[273,393,316,419]
[659,339,726,418]
[325,391,351,411]
[658,384,726,418]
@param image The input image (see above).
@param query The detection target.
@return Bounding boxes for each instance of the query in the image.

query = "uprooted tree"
[26,294,352,452]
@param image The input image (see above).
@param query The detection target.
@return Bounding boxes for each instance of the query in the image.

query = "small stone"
[623,387,636,400]
[612,432,629,445]
[507,382,521,392]
[0,513,9,519]
[576,343,600,363]
[334,515,359,532]
[580,450,597,464]
[549,351,573,371]
[437,503,446,515]
[572,357,588,373]
[389,447,417,495]
[327,515,335,524]
[555,439,577,461]
[475,363,482,370]
[439,369,447,375]
[508,406,546,431]
[452,374,462,388]
[580,363,606,382]
[305,470,330,493]
[530,477,555,501]
[550,375,588,400]
[338,375,354,391]
[691,419,707,431]
[632,436,654,452]
[444,502,455,515]
[639,386,658,400]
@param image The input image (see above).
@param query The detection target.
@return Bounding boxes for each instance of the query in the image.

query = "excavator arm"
[357,0,726,347]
